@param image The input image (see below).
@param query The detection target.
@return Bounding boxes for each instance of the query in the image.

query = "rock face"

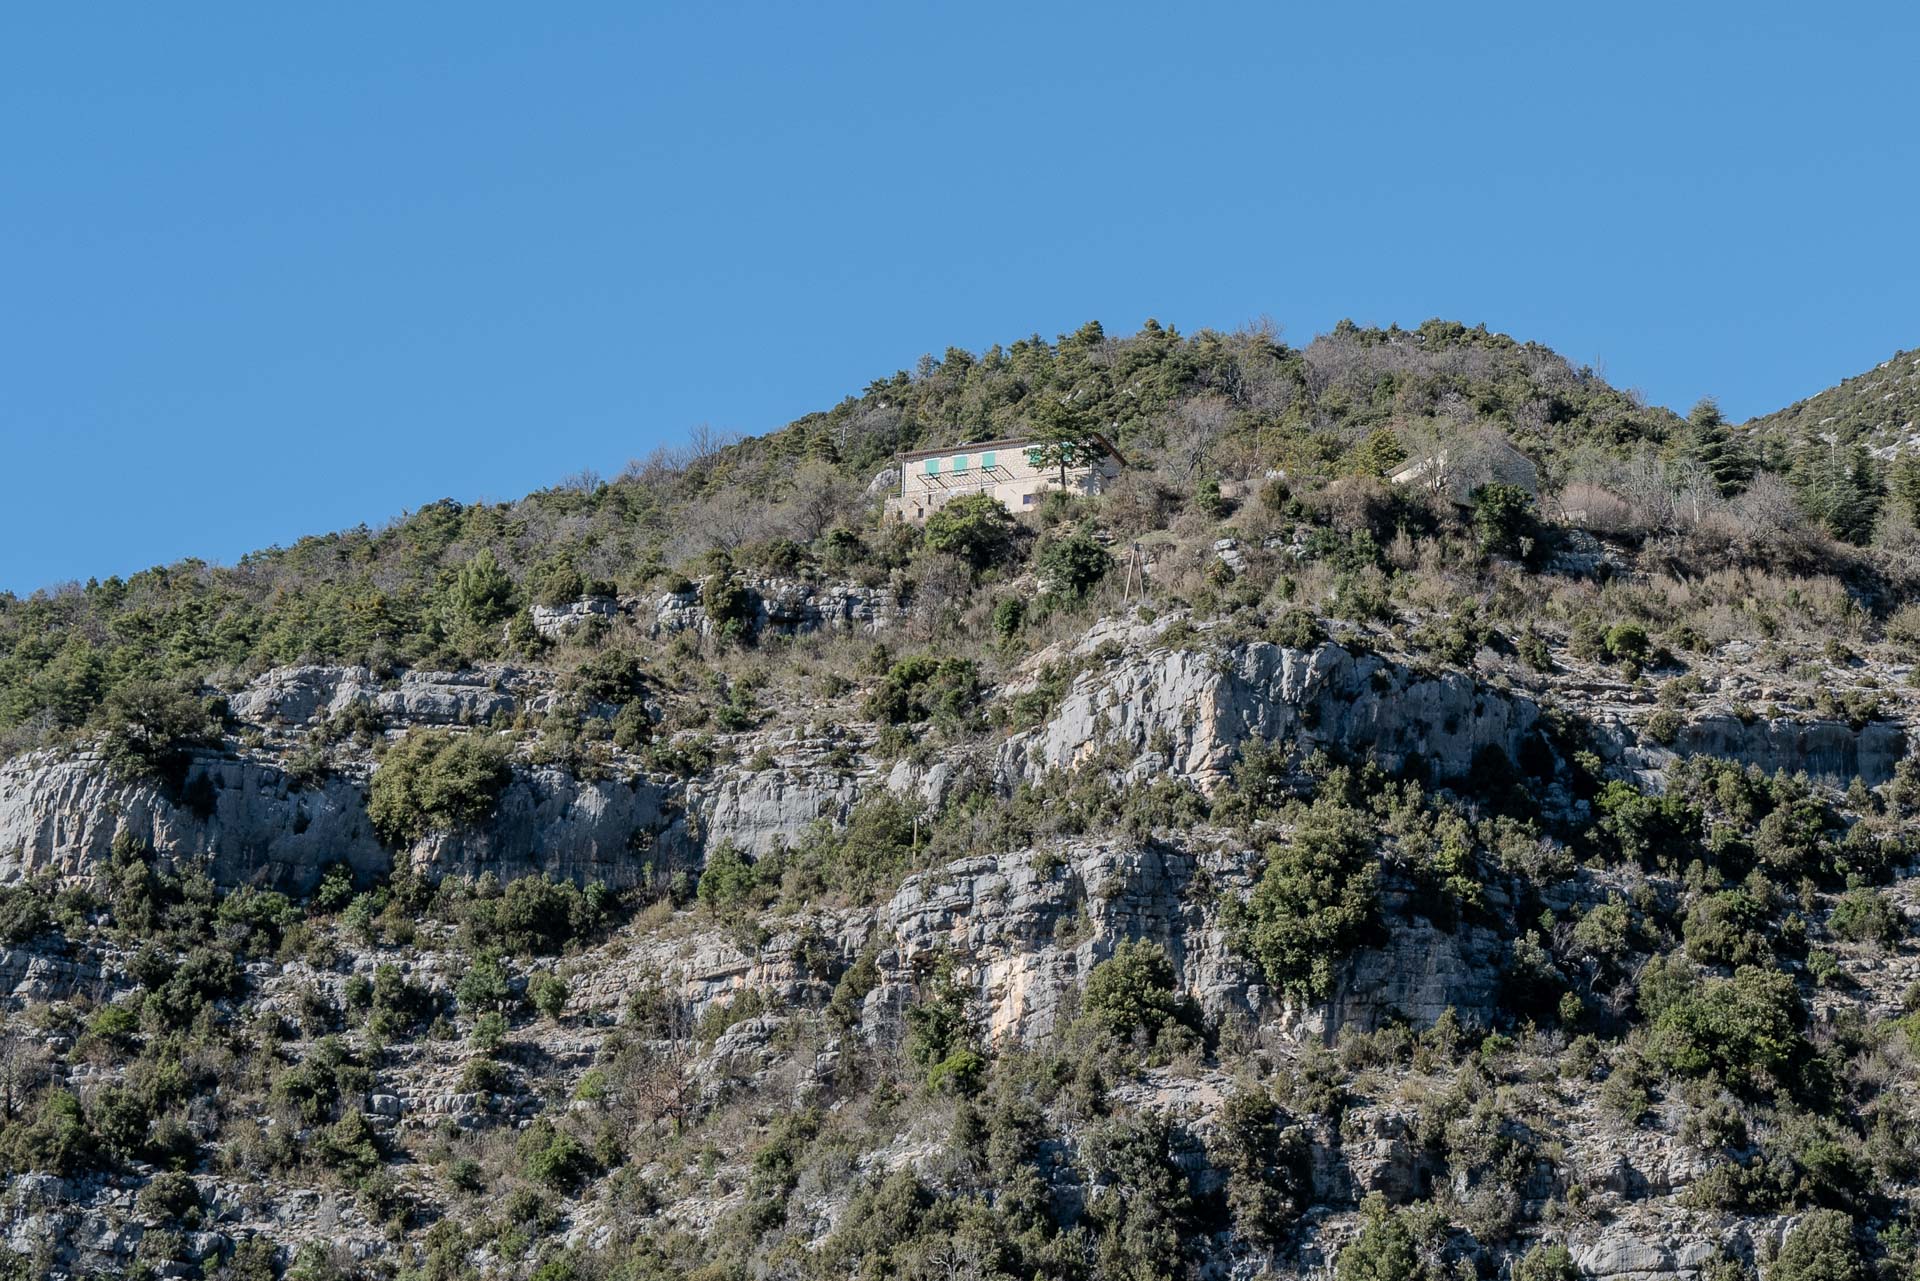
[1573,1231,1726,1280]
[0,945,112,1005]
[689,762,862,858]
[407,766,685,889]
[877,840,1262,1043]
[997,641,1547,791]
[1659,713,1904,786]
[528,597,620,640]
[1321,904,1503,1034]
[650,578,905,639]
[229,664,524,729]
[0,751,386,893]
[0,753,684,895]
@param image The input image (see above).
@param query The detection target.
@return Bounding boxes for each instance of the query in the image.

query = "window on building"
[924,458,937,475]
[982,451,996,469]
[954,455,969,472]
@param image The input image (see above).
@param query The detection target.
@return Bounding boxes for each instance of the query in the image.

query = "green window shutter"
[924,458,937,475]
[982,451,996,469]
[955,455,969,472]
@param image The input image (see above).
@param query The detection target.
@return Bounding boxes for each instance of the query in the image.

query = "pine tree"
[450,549,515,627]
[1790,440,1883,544]
[1673,398,1755,498]
[1888,451,1920,526]
[1347,428,1407,478]
[1023,397,1101,488]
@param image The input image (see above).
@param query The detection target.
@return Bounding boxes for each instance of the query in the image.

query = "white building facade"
[884,434,1125,524]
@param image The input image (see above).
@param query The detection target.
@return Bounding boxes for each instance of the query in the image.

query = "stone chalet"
[884,433,1126,524]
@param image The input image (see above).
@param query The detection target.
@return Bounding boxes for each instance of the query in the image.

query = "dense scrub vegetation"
[5,320,1920,1278]
[8,317,1918,769]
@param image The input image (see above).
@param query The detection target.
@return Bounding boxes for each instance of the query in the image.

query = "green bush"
[1768,1209,1864,1281]
[314,1110,384,1184]
[696,843,762,915]
[1513,1243,1578,1281]
[97,679,218,782]
[271,1038,368,1125]
[780,794,919,905]
[924,1048,986,1095]
[8,1090,97,1176]
[1209,1088,1308,1245]
[1594,780,1700,867]
[1683,890,1771,968]
[923,494,1017,571]
[471,1010,509,1053]
[449,549,517,627]
[1082,940,1191,1044]
[991,596,1027,641]
[1828,889,1902,946]
[530,559,589,608]
[459,874,608,956]
[701,572,754,641]
[1081,1112,1196,1281]
[137,1170,203,1222]
[215,885,298,956]
[563,649,646,706]
[1336,1196,1420,1281]
[309,862,357,913]
[904,966,976,1093]
[1035,531,1112,600]
[1236,786,1378,999]
[1270,608,1325,651]
[1604,622,1651,664]
[1194,478,1228,518]
[1469,482,1536,558]
[520,1120,596,1192]
[456,951,513,1013]
[0,884,52,945]
[368,730,512,846]
[367,963,436,1038]
[529,974,569,1021]
[863,655,980,726]
[1646,964,1808,1098]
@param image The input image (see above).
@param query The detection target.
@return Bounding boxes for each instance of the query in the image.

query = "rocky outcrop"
[650,578,906,639]
[0,749,685,894]
[877,840,1262,1043]
[1591,709,1910,787]
[229,664,524,729]
[1337,1106,1432,1203]
[1571,1231,1730,1280]
[0,750,386,892]
[1320,909,1504,1035]
[689,762,862,858]
[528,597,619,640]
[997,640,1547,791]
[407,766,685,889]
[0,944,113,1006]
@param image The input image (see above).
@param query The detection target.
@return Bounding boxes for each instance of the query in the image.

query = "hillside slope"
[1746,346,1920,454]
[2,322,1920,1281]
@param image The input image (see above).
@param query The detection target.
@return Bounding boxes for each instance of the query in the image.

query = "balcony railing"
[904,463,1017,495]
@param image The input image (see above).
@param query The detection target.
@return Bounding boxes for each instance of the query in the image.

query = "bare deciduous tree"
[0,1024,51,1123]
[687,423,741,467]
[1162,395,1232,484]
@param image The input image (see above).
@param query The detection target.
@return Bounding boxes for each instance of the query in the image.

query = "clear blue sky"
[4,4,1916,593]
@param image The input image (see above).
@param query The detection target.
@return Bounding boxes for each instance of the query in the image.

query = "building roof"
[896,432,1126,465]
